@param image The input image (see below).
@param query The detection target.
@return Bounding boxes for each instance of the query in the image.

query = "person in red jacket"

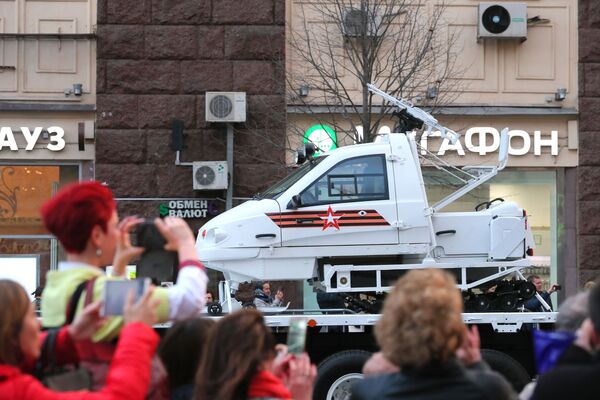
[194,309,316,400]
[0,279,160,400]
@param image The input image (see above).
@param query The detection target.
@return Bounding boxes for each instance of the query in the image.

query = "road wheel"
[207,302,222,316]
[516,280,536,299]
[313,350,371,400]
[481,349,531,392]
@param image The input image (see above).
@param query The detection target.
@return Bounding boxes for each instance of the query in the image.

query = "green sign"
[304,124,337,155]
[159,200,219,219]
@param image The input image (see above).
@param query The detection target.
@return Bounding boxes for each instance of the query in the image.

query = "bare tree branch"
[287,0,466,144]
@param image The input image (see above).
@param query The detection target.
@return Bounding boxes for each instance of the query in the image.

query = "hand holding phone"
[287,318,308,355]
[283,353,317,400]
[135,220,178,284]
[112,216,144,277]
[102,278,150,316]
[123,286,159,327]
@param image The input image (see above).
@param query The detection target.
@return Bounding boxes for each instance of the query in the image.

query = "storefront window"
[0,165,78,235]
[0,164,78,301]
[424,169,557,298]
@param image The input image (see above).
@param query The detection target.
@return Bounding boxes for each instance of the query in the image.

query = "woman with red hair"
[39,181,208,392]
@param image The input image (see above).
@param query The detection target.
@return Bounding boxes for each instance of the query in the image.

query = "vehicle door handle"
[436,230,456,236]
[255,233,276,239]
[295,218,314,223]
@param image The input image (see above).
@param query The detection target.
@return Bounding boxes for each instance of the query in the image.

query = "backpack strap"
[65,277,98,325]
[34,328,59,379]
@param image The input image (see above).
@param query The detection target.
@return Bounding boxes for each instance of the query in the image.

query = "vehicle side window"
[299,155,388,206]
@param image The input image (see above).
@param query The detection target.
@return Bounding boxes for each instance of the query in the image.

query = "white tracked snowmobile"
[196,84,547,315]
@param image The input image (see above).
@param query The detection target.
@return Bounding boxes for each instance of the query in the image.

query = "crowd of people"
[0,181,315,400]
[0,180,599,400]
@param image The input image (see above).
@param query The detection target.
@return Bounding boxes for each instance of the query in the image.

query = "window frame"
[298,154,389,207]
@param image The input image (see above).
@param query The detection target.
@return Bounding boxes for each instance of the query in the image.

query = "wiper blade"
[253,192,263,200]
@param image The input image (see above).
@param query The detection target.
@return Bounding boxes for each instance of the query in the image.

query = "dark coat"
[351,359,516,400]
[524,291,553,312]
[531,344,599,400]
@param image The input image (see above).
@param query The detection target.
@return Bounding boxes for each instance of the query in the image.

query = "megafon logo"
[420,127,558,156]
[0,127,66,151]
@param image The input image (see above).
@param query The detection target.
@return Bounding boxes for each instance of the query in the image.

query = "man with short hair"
[524,275,559,312]
[531,285,600,399]
[254,281,273,307]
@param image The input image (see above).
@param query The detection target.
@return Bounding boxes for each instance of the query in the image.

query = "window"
[259,156,327,200]
[0,165,79,235]
[423,169,559,300]
[300,155,388,206]
[0,164,78,293]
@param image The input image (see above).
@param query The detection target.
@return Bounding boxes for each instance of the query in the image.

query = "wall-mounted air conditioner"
[205,92,246,122]
[478,3,527,40]
[342,8,381,38]
[193,161,228,190]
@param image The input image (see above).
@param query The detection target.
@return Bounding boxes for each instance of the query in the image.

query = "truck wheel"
[207,302,222,316]
[313,350,370,400]
[481,349,531,392]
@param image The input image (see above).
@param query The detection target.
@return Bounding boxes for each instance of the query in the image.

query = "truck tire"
[207,302,222,316]
[481,349,531,392]
[313,350,370,400]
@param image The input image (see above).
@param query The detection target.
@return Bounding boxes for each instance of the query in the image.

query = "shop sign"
[159,200,219,219]
[420,127,558,156]
[0,127,66,152]
[304,124,337,155]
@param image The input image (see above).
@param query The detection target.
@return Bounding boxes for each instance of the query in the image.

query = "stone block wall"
[96,0,286,229]
[579,1,600,284]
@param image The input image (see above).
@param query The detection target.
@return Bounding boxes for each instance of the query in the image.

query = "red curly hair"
[40,181,116,253]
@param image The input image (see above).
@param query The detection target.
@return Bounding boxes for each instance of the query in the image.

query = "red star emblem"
[319,206,343,231]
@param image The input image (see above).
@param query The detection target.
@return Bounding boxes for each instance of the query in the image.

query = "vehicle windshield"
[258,156,327,199]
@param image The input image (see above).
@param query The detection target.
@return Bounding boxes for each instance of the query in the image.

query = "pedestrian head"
[0,280,41,366]
[194,309,276,400]
[40,181,119,266]
[205,290,214,303]
[158,317,214,392]
[528,275,543,292]
[262,282,271,297]
[376,269,464,370]
[584,280,596,291]
[556,291,589,332]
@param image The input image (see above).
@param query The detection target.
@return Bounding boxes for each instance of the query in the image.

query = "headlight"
[203,227,229,245]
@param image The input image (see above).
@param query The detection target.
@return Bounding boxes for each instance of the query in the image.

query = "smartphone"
[102,278,150,316]
[287,318,308,355]
[554,284,562,291]
[134,221,178,284]
[135,221,167,251]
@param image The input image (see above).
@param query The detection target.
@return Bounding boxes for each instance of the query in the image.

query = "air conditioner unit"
[192,161,228,190]
[205,92,246,122]
[478,3,527,40]
[342,8,381,38]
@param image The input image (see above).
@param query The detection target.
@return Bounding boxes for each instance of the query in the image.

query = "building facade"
[0,0,96,297]
[1,0,289,299]
[578,0,600,289]
[95,0,287,291]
